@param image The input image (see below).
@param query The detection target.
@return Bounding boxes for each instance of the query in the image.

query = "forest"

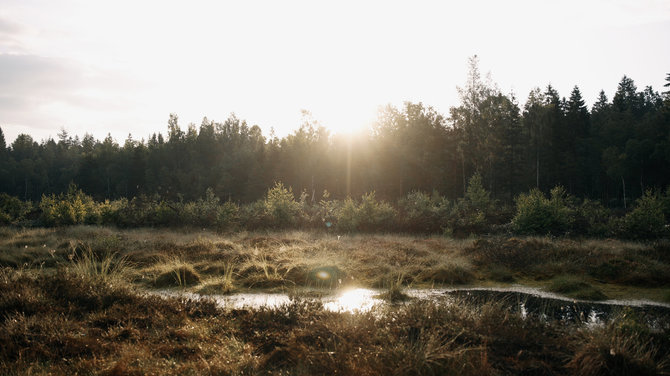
[0,59,669,237]
[2,60,670,375]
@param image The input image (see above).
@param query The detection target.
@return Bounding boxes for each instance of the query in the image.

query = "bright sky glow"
[1,0,669,143]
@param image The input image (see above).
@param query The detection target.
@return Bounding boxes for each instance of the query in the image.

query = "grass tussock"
[567,310,670,375]
[153,260,201,288]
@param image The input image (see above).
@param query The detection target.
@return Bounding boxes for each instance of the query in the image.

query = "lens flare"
[316,270,330,280]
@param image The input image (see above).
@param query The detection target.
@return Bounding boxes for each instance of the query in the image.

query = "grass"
[152,257,202,288]
[548,275,608,301]
[1,226,670,372]
[375,273,411,302]
[1,266,668,375]
[1,226,669,301]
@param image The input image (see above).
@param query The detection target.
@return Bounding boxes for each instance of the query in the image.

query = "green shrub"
[183,188,223,227]
[216,200,239,230]
[335,192,396,232]
[512,186,574,235]
[447,173,494,236]
[0,193,32,224]
[336,197,359,232]
[264,182,301,228]
[39,184,100,226]
[619,190,667,239]
[356,192,396,232]
[398,191,450,233]
[575,199,612,237]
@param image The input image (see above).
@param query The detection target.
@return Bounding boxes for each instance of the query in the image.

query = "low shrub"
[618,190,667,240]
[447,173,495,237]
[264,182,301,229]
[0,193,32,225]
[335,192,396,232]
[574,199,612,237]
[398,190,450,233]
[39,184,100,226]
[512,186,574,235]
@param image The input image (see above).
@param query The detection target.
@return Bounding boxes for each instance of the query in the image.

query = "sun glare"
[323,288,381,313]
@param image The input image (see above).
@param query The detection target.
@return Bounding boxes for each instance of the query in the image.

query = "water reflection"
[323,288,382,312]
[154,287,670,326]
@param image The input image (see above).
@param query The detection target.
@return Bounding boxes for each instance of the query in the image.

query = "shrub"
[512,186,574,235]
[398,191,450,233]
[216,200,239,230]
[182,188,225,227]
[356,192,396,232]
[315,190,339,231]
[264,182,301,228]
[447,173,494,236]
[0,193,32,225]
[39,184,100,226]
[574,199,612,237]
[619,190,667,239]
[335,192,396,232]
[335,197,358,232]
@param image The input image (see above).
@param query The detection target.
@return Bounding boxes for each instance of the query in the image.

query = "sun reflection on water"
[323,288,382,313]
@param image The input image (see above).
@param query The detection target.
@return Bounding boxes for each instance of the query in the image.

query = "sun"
[316,106,375,136]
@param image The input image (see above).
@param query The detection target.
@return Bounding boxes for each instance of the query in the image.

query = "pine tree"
[0,126,6,153]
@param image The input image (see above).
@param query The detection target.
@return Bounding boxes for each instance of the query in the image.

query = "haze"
[1,0,669,143]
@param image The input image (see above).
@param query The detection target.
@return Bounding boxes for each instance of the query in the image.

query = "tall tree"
[564,86,590,194]
[450,55,497,195]
[0,126,6,153]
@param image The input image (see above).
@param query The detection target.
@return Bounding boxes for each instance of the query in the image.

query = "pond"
[155,285,670,326]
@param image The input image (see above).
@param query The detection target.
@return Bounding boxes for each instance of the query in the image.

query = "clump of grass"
[238,250,296,288]
[423,264,475,285]
[68,241,129,283]
[198,262,236,294]
[153,257,201,288]
[567,311,668,375]
[376,274,411,302]
[548,275,607,301]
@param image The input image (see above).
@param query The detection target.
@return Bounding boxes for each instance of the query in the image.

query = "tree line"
[1,57,669,208]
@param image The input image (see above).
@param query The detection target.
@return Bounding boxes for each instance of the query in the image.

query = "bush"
[512,186,574,235]
[335,197,358,232]
[264,182,301,228]
[574,199,612,237]
[315,190,338,230]
[182,188,222,227]
[398,191,450,233]
[619,190,667,239]
[335,192,396,232]
[39,184,100,226]
[0,193,32,225]
[447,173,494,236]
[356,192,396,232]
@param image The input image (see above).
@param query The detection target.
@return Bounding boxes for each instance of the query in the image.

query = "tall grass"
[67,241,129,282]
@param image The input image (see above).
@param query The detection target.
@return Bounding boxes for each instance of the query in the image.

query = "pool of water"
[154,285,670,326]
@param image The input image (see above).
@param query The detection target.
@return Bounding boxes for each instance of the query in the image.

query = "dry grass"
[1,226,669,301]
[1,263,669,375]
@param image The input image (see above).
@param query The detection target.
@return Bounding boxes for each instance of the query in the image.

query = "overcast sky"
[1,0,669,144]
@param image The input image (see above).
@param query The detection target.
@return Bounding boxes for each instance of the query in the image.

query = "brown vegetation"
[1,226,669,373]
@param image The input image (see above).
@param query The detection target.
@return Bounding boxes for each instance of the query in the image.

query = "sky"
[1,0,669,144]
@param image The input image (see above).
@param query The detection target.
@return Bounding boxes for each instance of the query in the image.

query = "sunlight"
[323,288,381,313]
